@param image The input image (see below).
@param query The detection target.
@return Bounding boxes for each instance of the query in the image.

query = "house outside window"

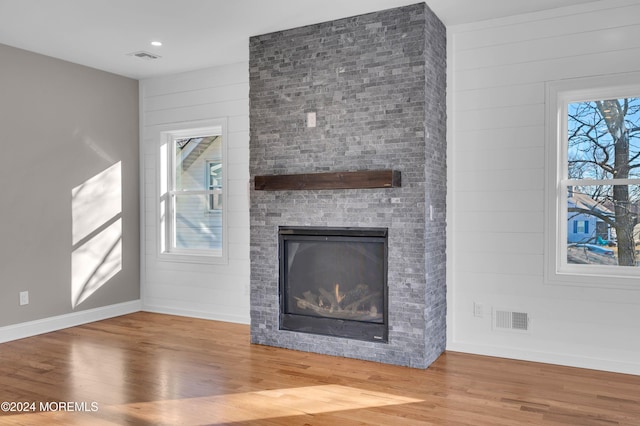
[207,160,222,211]
[566,189,613,246]
[546,74,640,288]
[158,119,228,264]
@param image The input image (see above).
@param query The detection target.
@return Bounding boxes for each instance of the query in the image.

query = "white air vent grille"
[493,309,529,332]
[511,312,529,330]
[127,51,161,60]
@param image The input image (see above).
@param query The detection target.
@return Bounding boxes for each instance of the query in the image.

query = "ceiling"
[0,0,603,80]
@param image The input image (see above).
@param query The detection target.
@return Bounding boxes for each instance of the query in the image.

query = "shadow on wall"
[71,162,122,308]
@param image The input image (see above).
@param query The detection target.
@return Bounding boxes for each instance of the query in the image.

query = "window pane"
[567,98,640,180]
[174,135,222,190]
[566,185,640,267]
[207,161,223,210]
[173,194,222,251]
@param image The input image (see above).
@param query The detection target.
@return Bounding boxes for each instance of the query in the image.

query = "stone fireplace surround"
[249,3,446,368]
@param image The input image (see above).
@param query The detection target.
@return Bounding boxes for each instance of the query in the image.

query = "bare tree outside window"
[567,98,640,266]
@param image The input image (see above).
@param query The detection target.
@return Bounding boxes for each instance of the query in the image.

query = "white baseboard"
[446,341,640,376]
[0,300,142,344]
[142,304,250,325]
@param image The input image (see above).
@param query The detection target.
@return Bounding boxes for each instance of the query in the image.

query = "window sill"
[158,251,228,265]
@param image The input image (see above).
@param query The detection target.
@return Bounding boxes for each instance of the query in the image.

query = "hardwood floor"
[0,312,638,425]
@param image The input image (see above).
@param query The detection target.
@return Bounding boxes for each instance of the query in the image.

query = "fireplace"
[249,3,447,368]
[279,227,388,342]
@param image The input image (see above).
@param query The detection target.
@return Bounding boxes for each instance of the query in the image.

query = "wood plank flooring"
[0,312,638,425]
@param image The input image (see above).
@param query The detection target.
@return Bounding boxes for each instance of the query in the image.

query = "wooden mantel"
[254,169,401,191]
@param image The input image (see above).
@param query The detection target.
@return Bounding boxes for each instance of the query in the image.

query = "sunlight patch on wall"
[71,162,122,308]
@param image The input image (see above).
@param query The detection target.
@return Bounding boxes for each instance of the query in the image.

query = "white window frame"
[157,118,228,264]
[545,73,640,289]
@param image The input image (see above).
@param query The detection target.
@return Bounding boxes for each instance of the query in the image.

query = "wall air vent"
[127,51,161,60]
[493,309,530,332]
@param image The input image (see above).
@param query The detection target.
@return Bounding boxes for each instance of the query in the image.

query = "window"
[158,119,228,263]
[546,74,640,287]
[573,220,588,235]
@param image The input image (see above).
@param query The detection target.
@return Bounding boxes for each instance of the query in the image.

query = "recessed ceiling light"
[151,41,162,47]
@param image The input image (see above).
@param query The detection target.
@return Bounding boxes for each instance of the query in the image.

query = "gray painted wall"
[249,3,446,368]
[0,44,140,326]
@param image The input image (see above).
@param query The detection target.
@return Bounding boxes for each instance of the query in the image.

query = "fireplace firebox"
[279,227,388,342]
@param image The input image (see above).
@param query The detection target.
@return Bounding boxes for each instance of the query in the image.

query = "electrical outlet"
[19,291,29,306]
[306,111,316,128]
[473,302,483,318]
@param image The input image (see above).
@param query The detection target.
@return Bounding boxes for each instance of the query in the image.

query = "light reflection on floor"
[0,384,422,425]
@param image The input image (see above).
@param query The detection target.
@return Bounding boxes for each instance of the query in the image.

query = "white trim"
[156,118,229,265]
[447,341,640,376]
[142,304,249,325]
[446,26,459,348]
[0,300,141,344]
[544,72,640,289]
[139,82,148,310]
[172,189,220,195]
[563,178,640,186]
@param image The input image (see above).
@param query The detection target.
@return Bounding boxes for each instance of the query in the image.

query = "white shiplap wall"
[140,62,250,324]
[447,0,640,374]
